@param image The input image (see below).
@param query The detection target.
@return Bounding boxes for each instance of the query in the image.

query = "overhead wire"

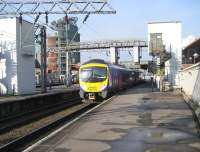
[0,0,113,57]
[83,21,105,40]
[0,0,111,49]
[0,0,69,51]
[0,1,47,32]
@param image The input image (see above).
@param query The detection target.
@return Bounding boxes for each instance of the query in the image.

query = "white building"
[148,21,182,87]
[0,18,35,95]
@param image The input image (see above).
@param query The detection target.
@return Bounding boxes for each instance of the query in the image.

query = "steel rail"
[0,96,81,134]
[0,102,95,152]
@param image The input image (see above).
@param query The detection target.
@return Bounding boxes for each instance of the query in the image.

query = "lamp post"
[182,54,185,64]
[193,53,199,64]
[189,57,192,64]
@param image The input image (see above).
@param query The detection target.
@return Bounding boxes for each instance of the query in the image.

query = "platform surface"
[0,85,79,103]
[30,83,200,152]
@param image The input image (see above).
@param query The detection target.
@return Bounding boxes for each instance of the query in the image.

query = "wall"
[148,22,182,87]
[0,89,79,119]
[0,18,35,95]
[47,36,59,74]
[110,47,118,64]
[16,18,35,94]
[0,18,17,94]
[0,59,7,94]
[55,17,80,77]
[179,63,200,105]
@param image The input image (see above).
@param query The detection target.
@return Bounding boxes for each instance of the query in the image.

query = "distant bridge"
[63,40,148,51]
[47,39,148,65]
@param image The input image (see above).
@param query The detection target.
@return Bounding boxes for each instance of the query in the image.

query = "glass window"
[80,67,107,82]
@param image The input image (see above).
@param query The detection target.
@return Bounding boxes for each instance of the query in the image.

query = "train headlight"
[101,85,107,91]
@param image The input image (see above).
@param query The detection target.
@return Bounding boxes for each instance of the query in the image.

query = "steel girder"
[0,0,116,16]
[47,40,148,52]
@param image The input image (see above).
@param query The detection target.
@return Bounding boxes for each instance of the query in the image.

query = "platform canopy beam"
[0,0,116,16]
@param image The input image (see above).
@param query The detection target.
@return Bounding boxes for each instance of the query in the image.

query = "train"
[79,59,141,101]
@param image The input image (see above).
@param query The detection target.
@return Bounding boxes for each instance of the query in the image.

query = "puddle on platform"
[176,138,200,144]
[102,127,200,152]
[137,112,153,126]
[142,97,151,100]
[149,132,164,138]
[54,148,71,152]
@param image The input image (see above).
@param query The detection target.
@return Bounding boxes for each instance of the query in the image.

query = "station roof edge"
[148,21,182,24]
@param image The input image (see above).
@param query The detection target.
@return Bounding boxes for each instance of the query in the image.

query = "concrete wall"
[110,47,119,64]
[0,18,17,94]
[0,18,35,95]
[0,90,79,119]
[133,47,139,64]
[148,22,182,87]
[179,63,200,105]
[16,18,35,94]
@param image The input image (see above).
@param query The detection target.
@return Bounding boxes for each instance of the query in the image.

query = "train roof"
[82,59,138,72]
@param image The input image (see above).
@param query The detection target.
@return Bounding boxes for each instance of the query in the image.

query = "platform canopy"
[182,38,200,64]
[0,0,116,16]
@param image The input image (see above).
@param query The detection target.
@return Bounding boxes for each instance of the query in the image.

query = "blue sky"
[3,1,200,62]
[77,0,200,62]
[78,0,200,41]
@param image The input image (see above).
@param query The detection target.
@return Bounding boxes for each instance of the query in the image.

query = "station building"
[50,17,80,75]
[0,18,35,95]
[35,17,80,84]
[148,21,182,88]
[182,38,200,68]
[179,38,200,105]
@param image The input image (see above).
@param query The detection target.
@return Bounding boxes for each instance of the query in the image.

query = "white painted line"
[23,96,116,152]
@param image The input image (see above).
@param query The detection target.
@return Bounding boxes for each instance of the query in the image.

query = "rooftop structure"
[182,38,200,65]
[48,17,80,78]
[148,21,182,87]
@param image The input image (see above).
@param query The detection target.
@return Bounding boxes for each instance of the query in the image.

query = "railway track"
[0,82,144,152]
[0,96,115,152]
[0,97,84,151]
[0,97,81,134]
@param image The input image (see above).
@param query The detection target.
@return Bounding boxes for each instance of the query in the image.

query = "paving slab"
[29,83,200,152]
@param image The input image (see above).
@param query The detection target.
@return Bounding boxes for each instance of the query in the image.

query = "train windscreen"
[80,67,107,82]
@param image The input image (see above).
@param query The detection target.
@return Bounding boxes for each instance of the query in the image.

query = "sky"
[78,0,200,41]
[76,0,200,63]
[3,1,200,43]
[11,0,199,62]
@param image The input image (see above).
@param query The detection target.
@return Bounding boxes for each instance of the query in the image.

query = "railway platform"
[0,84,79,103]
[27,83,200,152]
[0,85,79,121]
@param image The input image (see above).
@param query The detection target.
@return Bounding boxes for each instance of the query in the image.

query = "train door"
[118,70,123,90]
[108,68,113,90]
